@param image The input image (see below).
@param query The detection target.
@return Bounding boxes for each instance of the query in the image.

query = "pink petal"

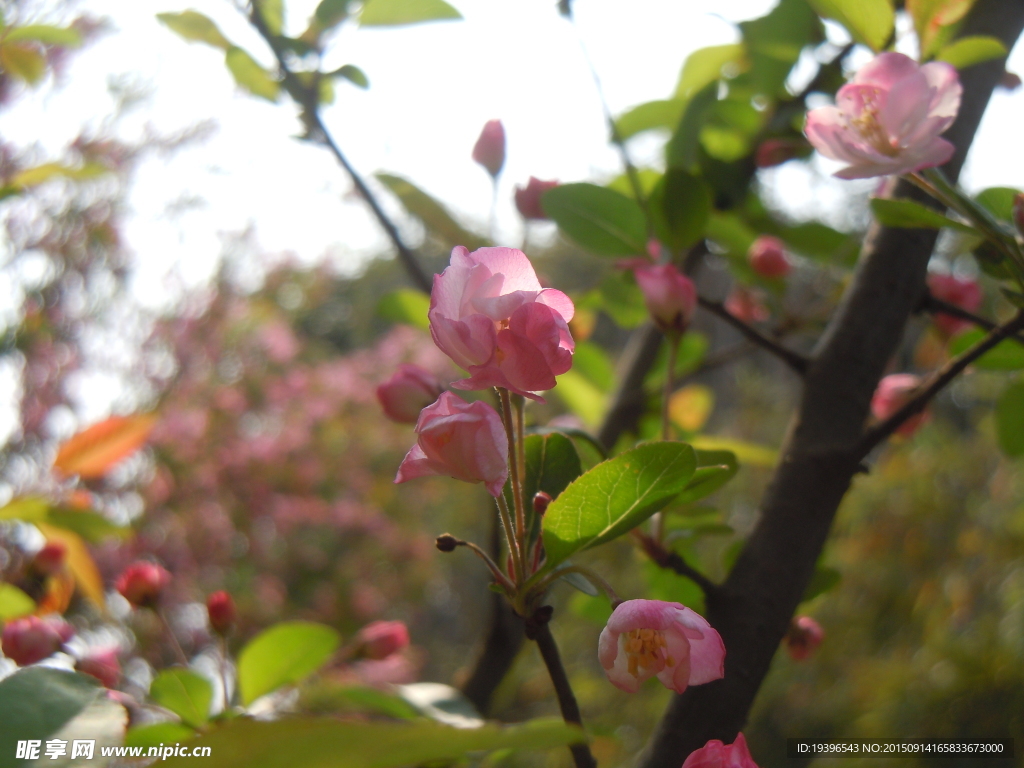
[536,288,575,323]
[655,626,693,693]
[466,247,542,294]
[394,443,435,484]
[805,107,883,166]
[598,625,620,670]
[904,136,956,173]
[602,633,644,693]
[682,741,728,768]
[879,71,931,145]
[921,61,962,118]
[852,52,920,90]
[429,312,496,371]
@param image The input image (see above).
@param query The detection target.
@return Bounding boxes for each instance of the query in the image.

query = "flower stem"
[498,388,527,578]
[661,335,679,441]
[156,608,190,667]
[218,636,233,712]
[495,492,523,583]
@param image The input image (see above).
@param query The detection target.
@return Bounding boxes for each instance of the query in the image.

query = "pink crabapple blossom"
[598,599,725,694]
[747,236,792,279]
[631,263,698,338]
[428,246,575,400]
[376,364,444,424]
[355,620,410,660]
[2,615,74,666]
[514,177,559,220]
[472,120,506,178]
[927,273,982,337]
[785,616,825,661]
[805,52,961,179]
[871,373,929,436]
[395,391,509,496]
[681,733,760,768]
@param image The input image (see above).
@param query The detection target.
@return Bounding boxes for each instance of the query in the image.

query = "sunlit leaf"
[870,198,977,233]
[553,370,606,428]
[225,47,281,102]
[54,414,157,479]
[673,448,737,505]
[332,64,369,88]
[937,35,1007,69]
[0,496,49,522]
[376,289,430,330]
[669,385,715,433]
[5,24,81,47]
[0,42,47,84]
[542,183,647,257]
[156,11,232,50]
[650,170,712,251]
[0,583,35,621]
[10,161,108,189]
[257,0,285,36]
[150,669,213,729]
[674,44,746,99]
[36,524,106,609]
[690,435,777,467]
[907,0,977,57]
[806,0,894,51]
[615,100,687,140]
[238,621,341,706]
[359,0,462,27]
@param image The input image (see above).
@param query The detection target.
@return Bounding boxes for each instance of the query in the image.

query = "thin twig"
[697,296,809,374]
[632,530,721,598]
[662,336,679,441]
[156,609,190,667]
[858,310,1024,456]
[919,291,1024,345]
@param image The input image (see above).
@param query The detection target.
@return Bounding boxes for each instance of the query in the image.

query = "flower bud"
[355,620,409,660]
[435,533,459,552]
[115,561,171,609]
[76,647,121,688]
[472,120,505,178]
[927,273,982,337]
[754,137,810,168]
[871,373,928,437]
[747,236,791,279]
[2,615,74,666]
[376,365,444,424]
[514,177,559,220]
[632,264,697,338]
[533,491,552,516]
[206,591,237,636]
[785,616,824,661]
[31,542,67,577]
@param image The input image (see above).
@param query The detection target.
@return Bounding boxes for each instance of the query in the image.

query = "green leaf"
[332,64,369,88]
[674,449,739,505]
[47,509,130,541]
[803,565,842,601]
[705,211,758,256]
[974,186,1023,223]
[740,0,824,97]
[606,169,661,200]
[674,44,746,99]
[615,100,687,140]
[870,198,976,233]
[591,271,648,329]
[541,183,647,257]
[124,722,198,749]
[949,328,1024,370]
[238,621,341,706]
[691,435,777,467]
[159,717,583,768]
[0,669,101,767]
[650,170,712,251]
[0,42,47,84]
[315,0,354,28]
[572,342,615,392]
[301,683,420,719]
[5,24,81,46]
[376,173,486,249]
[665,83,718,173]
[542,442,698,569]
[907,0,977,58]
[504,432,583,537]
[225,47,280,102]
[0,496,49,522]
[149,669,214,729]
[376,289,430,330]
[996,381,1024,457]
[806,0,894,51]
[937,35,1007,69]
[257,0,285,35]
[553,370,606,428]
[359,0,462,27]
[156,11,232,49]
[0,583,35,620]
[559,570,600,596]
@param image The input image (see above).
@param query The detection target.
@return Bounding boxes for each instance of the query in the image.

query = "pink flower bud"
[31,542,67,577]
[76,647,121,688]
[395,391,509,496]
[871,373,928,436]
[2,616,74,666]
[206,591,237,635]
[632,264,697,338]
[533,490,552,516]
[747,236,791,279]
[805,52,961,179]
[927,273,982,337]
[356,620,409,660]
[754,137,810,169]
[428,246,575,400]
[785,616,824,661]
[598,599,725,694]
[376,365,444,424]
[115,561,171,608]
[682,733,760,768]
[514,177,559,220]
[724,287,770,323]
[472,120,506,178]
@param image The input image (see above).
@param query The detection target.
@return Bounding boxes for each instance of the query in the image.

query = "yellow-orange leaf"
[36,524,106,611]
[54,414,157,478]
[35,571,75,615]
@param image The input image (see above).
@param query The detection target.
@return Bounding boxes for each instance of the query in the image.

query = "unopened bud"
[2,616,74,666]
[115,561,171,609]
[514,177,559,220]
[472,119,506,178]
[31,542,67,577]
[435,533,459,553]
[748,236,791,279]
[1013,193,1024,237]
[206,591,237,636]
[355,620,409,660]
[376,365,444,424]
[785,616,824,661]
[533,491,552,516]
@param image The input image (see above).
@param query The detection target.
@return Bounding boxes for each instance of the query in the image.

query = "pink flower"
[724,287,769,323]
[376,365,444,423]
[428,246,575,400]
[206,591,237,635]
[356,620,410,660]
[682,733,759,768]
[632,264,697,338]
[2,616,74,666]
[785,616,824,661]
[115,561,171,608]
[805,52,961,179]
[871,373,928,436]
[395,391,508,496]
[598,599,725,694]
[747,236,791,279]
[514,177,559,220]
[76,647,121,688]
[472,120,506,178]
[927,273,981,337]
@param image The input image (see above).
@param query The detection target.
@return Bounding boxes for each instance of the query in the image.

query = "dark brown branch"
[859,310,1024,456]
[527,609,597,768]
[246,3,432,293]
[920,291,1024,345]
[633,531,721,598]
[697,296,809,374]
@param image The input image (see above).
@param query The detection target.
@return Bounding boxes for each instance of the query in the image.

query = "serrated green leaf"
[225,47,280,101]
[359,0,461,27]
[156,11,231,50]
[806,0,894,51]
[542,442,698,569]
[937,35,1007,69]
[149,670,213,729]
[0,583,35,620]
[541,183,646,257]
[996,381,1024,457]
[5,24,81,46]
[376,173,486,249]
[376,289,430,329]
[871,198,976,233]
[238,621,341,706]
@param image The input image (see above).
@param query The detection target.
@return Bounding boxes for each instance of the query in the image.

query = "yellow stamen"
[622,628,670,679]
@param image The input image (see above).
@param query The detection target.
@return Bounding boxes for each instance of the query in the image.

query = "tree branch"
[697,296,809,374]
[919,291,1024,345]
[633,531,721,599]
[859,310,1024,456]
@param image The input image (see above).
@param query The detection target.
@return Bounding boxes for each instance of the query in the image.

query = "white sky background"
[1,0,1023,438]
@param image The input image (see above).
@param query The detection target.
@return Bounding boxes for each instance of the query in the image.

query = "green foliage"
[806,0,894,51]
[937,35,1007,69]
[579,271,648,329]
[542,183,647,257]
[649,170,712,251]
[504,432,583,535]
[870,198,976,233]
[257,0,285,36]
[675,449,739,506]
[124,723,199,749]
[974,186,1023,223]
[5,24,82,46]
[376,172,487,249]
[802,564,842,601]
[159,717,584,768]
[542,442,698,569]
[331,64,369,88]
[615,100,686,140]
[376,289,430,330]
[0,42,46,83]
[156,11,232,49]
[674,44,746,99]
[238,621,342,706]
[0,497,128,541]
[301,683,420,719]
[554,370,607,427]
[996,380,1024,457]
[740,0,823,97]
[149,669,214,729]
[949,329,1024,370]
[0,583,35,620]
[225,47,281,102]
[0,669,101,767]
[359,0,462,27]
[907,0,977,58]
[666,84,718,173]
